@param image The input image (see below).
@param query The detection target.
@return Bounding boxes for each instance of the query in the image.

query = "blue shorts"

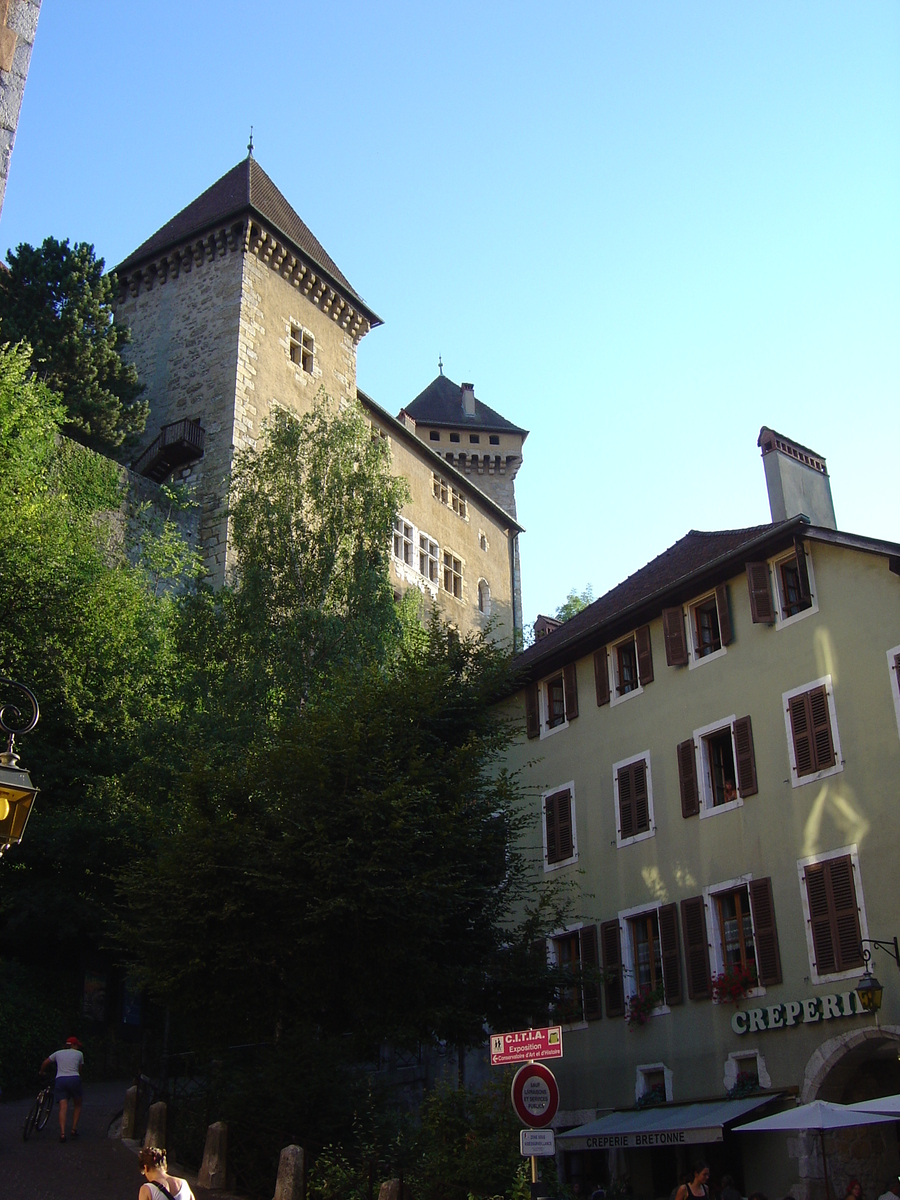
[54,1076,82,1102]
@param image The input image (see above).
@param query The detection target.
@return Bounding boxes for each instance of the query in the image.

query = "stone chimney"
[398,408,416,433]
[758,427,836,530]
[461,383,476,417]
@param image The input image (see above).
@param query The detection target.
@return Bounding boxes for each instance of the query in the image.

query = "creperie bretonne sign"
[490,1026,563,1066]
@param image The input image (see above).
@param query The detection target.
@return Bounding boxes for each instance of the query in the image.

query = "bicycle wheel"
[36,1087,54,1131]
[22,1097,40,1141]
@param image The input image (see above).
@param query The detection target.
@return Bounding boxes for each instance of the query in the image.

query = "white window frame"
[441,548,464,602]
[783,674,843,788]
[418,531,440,592]
[539,673,569,740]
[612,750,655,848]
[702,874,765,999]
[686,591,728,670]
[609,634,644,708]
[288,322,314,373]
[797,844,869,985]
[690,715,743,818]
[887,644,900,742]
[635,1062,673,1104]
[617,901,671,1018]
[724,1049,771,1093]
[548,921,588,1031]
[542,781,578,873]
[392,516,415,568]
[772,541,818,631]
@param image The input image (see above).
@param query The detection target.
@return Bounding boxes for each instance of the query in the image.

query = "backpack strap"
[151,1184,177,1200]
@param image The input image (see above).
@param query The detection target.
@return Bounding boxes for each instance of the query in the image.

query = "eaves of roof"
[515,518,900,681]
[358,389,525,535]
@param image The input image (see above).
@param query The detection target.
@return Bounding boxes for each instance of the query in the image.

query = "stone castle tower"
[115,153,381,585]
[116,155,527,637]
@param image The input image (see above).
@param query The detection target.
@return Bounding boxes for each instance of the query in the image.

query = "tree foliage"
[555,584,594,622]
[0,237,147,451]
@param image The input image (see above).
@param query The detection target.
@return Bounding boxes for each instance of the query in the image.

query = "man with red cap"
[41,1036,84,1142]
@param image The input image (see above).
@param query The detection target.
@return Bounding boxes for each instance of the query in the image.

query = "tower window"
[489,435,500,445]
[450,432,460,443]
[469,434,480,444]
[429,430,440,441]
[289,324,314,373]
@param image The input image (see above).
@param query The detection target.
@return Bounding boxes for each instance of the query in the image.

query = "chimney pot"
[461,383,476,417]
[757,426,836,529]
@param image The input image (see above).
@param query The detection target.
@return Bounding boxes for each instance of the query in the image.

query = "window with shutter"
[614,753,654,847]
[748,877,782,985]
[733,716,758,797]
[784,678,841,785]
[771,544,818,628]
[543,786,576,868]
[686,589,731,665]
[681,896,711,1000]
[691,715,758,813]
[746,562,775,624]
[658,903,683,1006]
[581,925,602,1021]
[601,920,624,1017]
[801,853,865,980]
[552,931,583,1025]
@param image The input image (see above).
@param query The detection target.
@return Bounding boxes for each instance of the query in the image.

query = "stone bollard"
[199,1120,229,1190]
[121,1085,138,1139]
[273,1144,306,1200]
[143,1100,167,1150]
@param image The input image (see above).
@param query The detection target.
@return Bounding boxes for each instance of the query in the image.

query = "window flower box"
[711,965,758,1004]
[625,984,664,1028]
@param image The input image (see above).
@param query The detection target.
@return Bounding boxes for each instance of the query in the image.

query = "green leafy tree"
[0,344,187,961]
[555,584,594,622]
[0,237,147,451]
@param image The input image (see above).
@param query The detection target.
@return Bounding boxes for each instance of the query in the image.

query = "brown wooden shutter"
[828,856,863,971]
[681,896,711,999]
[746,562,775,624]
[805,861,837,973]
[635,625,654,685]
[580,924,602,1020]
[663,607,688,666]
[525,683,540,739]
[600,919,624,1017]
[748,877,782,985]
[677,739,699,817]
[633,759,649,833]
[658,902,683,1005]
[563,663,578,720]
[808,685,835,770]
[617,764,635,840]
[544,792,558,865]
[788,692,814,776]
[794,538,812,601]
[593,648,610,706]
[733,715,758,797]
[547,787,573,864]
[715,583,733,646]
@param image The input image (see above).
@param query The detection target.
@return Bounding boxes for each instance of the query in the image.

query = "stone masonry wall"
[116,249,244,586]
[0,0,41,218]
[234,248,359,455]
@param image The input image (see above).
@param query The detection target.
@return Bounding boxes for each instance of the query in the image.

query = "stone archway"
[789,1026,900,1200]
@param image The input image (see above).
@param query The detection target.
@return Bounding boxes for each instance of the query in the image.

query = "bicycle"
[22,1076,54,1141]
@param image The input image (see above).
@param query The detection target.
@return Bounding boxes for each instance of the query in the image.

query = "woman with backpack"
[138,1146,195,1200]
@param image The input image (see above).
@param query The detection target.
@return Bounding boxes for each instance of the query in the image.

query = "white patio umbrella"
[735,1100,897,1200]
[848,1094,900,1115]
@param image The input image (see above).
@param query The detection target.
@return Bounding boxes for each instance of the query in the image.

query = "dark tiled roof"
[517,521,801,674]
[403,374,528,436]
[116,158,379,322]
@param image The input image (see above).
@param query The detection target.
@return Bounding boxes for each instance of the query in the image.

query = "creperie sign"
[732,991,868,1035]
[490,1026,563,1066]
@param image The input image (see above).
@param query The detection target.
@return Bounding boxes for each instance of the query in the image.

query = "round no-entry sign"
[511,1062,559,1128]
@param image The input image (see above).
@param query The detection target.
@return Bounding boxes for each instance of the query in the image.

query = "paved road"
[0,1080,220,1200]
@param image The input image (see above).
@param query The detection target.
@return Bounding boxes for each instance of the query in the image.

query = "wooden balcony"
[133,418,205,483]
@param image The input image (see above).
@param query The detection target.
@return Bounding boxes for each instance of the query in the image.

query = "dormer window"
[289,324,314,373]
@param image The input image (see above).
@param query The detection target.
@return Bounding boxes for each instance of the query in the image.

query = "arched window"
[478,579,491,616]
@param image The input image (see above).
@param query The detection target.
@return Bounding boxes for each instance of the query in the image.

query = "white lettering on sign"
[572,1129,722,1150]
[522,1077,551,1116]
[732,993,865,1035]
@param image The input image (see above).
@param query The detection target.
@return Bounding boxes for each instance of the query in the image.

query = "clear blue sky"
[6,2,899,624]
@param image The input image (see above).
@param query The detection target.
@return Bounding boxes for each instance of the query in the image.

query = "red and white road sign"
[510,1062,559,1128]
[490,1026,563,1066]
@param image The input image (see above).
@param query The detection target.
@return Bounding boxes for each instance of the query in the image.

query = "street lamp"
[855,938,900,1015]
[0,678,40,856]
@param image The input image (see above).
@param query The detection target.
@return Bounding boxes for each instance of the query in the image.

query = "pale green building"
[506,429,900,1200]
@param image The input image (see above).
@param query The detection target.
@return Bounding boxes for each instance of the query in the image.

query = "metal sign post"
[489,1028,563,1196]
